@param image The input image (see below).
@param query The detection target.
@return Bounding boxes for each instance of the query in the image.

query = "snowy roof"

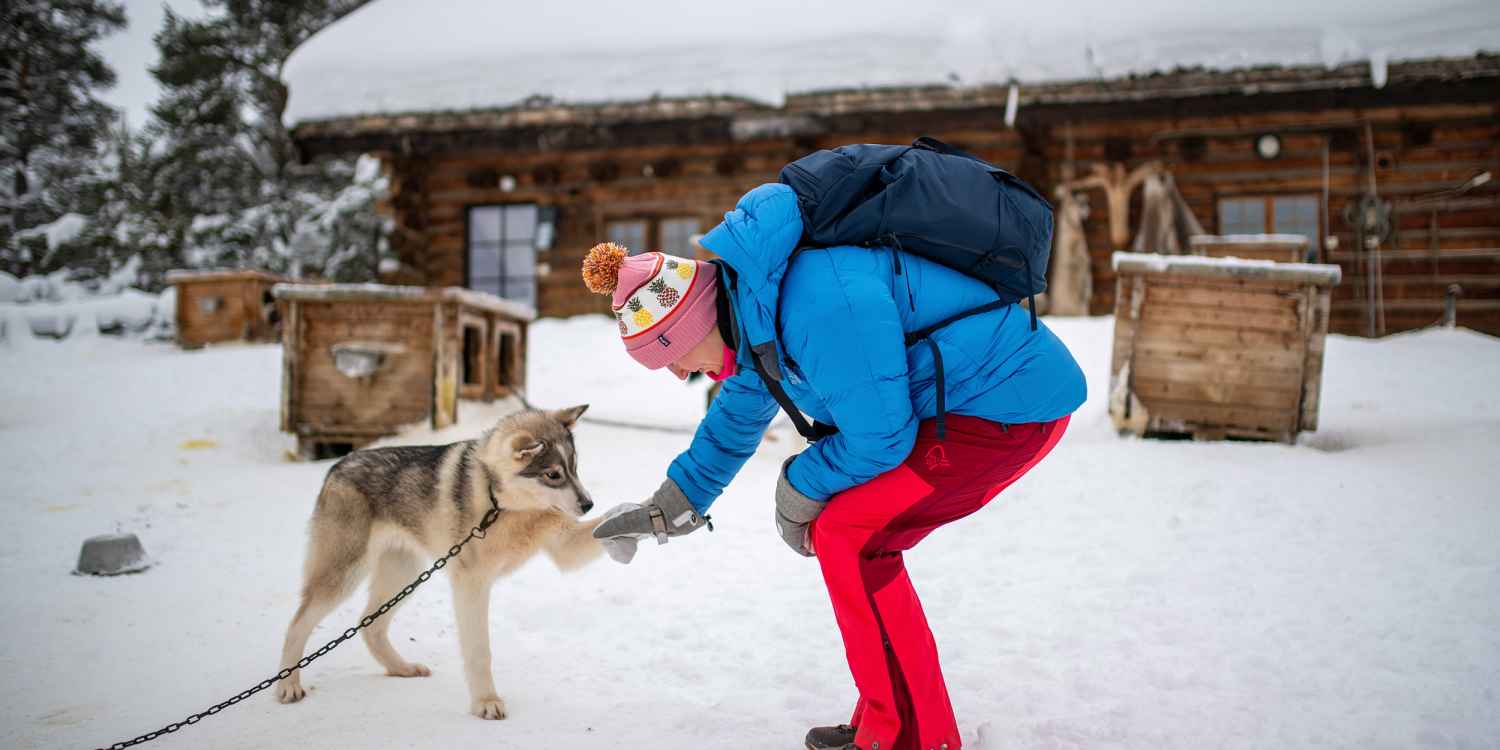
[273,283,537,321]
[165,269,289,284]
[283,0,1500,125]
[1112,251,1343,286]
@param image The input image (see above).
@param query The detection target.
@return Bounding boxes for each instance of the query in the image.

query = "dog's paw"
[469,695,508,720]
[275,679,306,704]
[387,662,431,678]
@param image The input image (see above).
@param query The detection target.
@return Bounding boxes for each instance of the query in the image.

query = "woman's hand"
[592,479,707,562]
[594,503,644,564]
[775,457,825,557]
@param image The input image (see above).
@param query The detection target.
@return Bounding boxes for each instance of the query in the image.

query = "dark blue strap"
[921,338,947,440]
[904,299,1009,347]
[751,341,837,443]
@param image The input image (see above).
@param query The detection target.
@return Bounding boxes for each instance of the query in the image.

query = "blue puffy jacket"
[666,183,1086,511]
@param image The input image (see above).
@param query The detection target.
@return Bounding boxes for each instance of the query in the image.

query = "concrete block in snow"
[75,533,152,576]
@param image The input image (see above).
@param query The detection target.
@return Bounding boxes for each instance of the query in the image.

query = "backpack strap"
[912,136,984,163]
[903,298,1010,440]
[750,342,838,443]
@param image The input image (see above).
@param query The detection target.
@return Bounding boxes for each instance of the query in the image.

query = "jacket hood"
[698,183,803,362]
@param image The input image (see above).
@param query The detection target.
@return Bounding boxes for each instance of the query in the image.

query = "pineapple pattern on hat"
[615,254,698,340]
[581,242,719,370]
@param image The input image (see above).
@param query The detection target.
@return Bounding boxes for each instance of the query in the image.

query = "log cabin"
[287,52,1500,337]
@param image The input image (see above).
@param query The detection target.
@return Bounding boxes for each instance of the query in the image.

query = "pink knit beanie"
[582,242,719,370]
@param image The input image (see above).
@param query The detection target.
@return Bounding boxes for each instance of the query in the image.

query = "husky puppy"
[274,405,602,719]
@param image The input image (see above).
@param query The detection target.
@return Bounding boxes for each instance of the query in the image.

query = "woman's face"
[666,326,727,381]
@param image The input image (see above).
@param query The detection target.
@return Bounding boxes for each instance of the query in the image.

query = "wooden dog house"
[167,269,289,348]
[1109,252,1341,443]
[273,284,534,459]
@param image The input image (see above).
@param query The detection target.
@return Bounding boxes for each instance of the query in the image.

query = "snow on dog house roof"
[284,0,1500,128]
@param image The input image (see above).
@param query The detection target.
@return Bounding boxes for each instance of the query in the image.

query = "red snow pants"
[809,414,1069,750]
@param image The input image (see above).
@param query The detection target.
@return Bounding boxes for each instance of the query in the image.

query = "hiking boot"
[805,724,858,749]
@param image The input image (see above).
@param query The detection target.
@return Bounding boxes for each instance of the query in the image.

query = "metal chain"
[94,501,503,750]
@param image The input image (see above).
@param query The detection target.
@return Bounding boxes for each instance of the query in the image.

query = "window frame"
[464,203,540,307]
[1215,194,1323,258]
[603,215,707,258]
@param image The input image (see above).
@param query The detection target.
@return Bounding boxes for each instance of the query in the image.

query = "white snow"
[0,271,20,304]
[0,289,163,342]
[1111,251,1343,285]
[3,315,1499,749]
[14,213,90,265]
[283,0,1500,123]
[0,274,169,344]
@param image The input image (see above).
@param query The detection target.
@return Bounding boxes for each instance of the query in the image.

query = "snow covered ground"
[2,315,1498,749]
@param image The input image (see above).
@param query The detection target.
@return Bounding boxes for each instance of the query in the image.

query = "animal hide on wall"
[1047,187,1092,316]
[1131,172,1205,255]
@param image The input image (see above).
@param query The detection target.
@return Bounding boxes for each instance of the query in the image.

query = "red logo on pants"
[923,445,951,471]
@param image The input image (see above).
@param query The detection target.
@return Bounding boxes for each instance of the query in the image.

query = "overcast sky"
[95,0,205,129]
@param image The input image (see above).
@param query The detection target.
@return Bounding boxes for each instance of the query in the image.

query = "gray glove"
[595,504,642,564]
[775,457,824,557]
[592,479,707,546]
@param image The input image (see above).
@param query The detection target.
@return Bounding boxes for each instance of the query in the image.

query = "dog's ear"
[510,435,546,462]
[551,404,589,430]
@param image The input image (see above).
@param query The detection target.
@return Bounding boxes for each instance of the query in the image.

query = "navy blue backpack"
[779,136,1054,323]
[762,137,1056,441]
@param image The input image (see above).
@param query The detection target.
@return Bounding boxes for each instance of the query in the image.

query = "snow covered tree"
[0,0,126,276]
[144,0,387,280]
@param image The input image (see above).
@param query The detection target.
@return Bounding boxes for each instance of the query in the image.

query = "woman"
[586,182,1086,750]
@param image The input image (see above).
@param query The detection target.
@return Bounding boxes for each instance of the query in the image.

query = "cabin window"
[1217,195,1320,256]
[660,218,701,258]
[467,204,538,307]
[606,220,648,255]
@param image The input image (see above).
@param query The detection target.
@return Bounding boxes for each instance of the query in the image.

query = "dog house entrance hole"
[497,330,519,391]
[313,442,355,460]
[462,324,484,387]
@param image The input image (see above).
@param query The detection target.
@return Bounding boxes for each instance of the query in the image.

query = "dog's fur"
[274,405,603,719]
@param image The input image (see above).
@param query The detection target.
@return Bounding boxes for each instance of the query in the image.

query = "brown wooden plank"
[1144,283,1304,313]
[1130,319,1307,350]
[1137,398,1300,433]
[280,300,300,433]
[1127,338,1307,370]
[1131,377,1303,410]
[302,320,435,345]
[1140,302,1301,333]
[1131,358,1306,390]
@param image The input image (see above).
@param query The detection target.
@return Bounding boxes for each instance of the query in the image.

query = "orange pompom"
[581,242,628,294]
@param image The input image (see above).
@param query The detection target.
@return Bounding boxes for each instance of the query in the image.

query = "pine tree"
[145,0,384,280]
[0,0,126,276]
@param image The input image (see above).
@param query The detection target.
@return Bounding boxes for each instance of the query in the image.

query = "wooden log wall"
[373,122,1027,320]
[365,96,1496,336]
[380,143,797,318]
[1047,102,1500,335]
